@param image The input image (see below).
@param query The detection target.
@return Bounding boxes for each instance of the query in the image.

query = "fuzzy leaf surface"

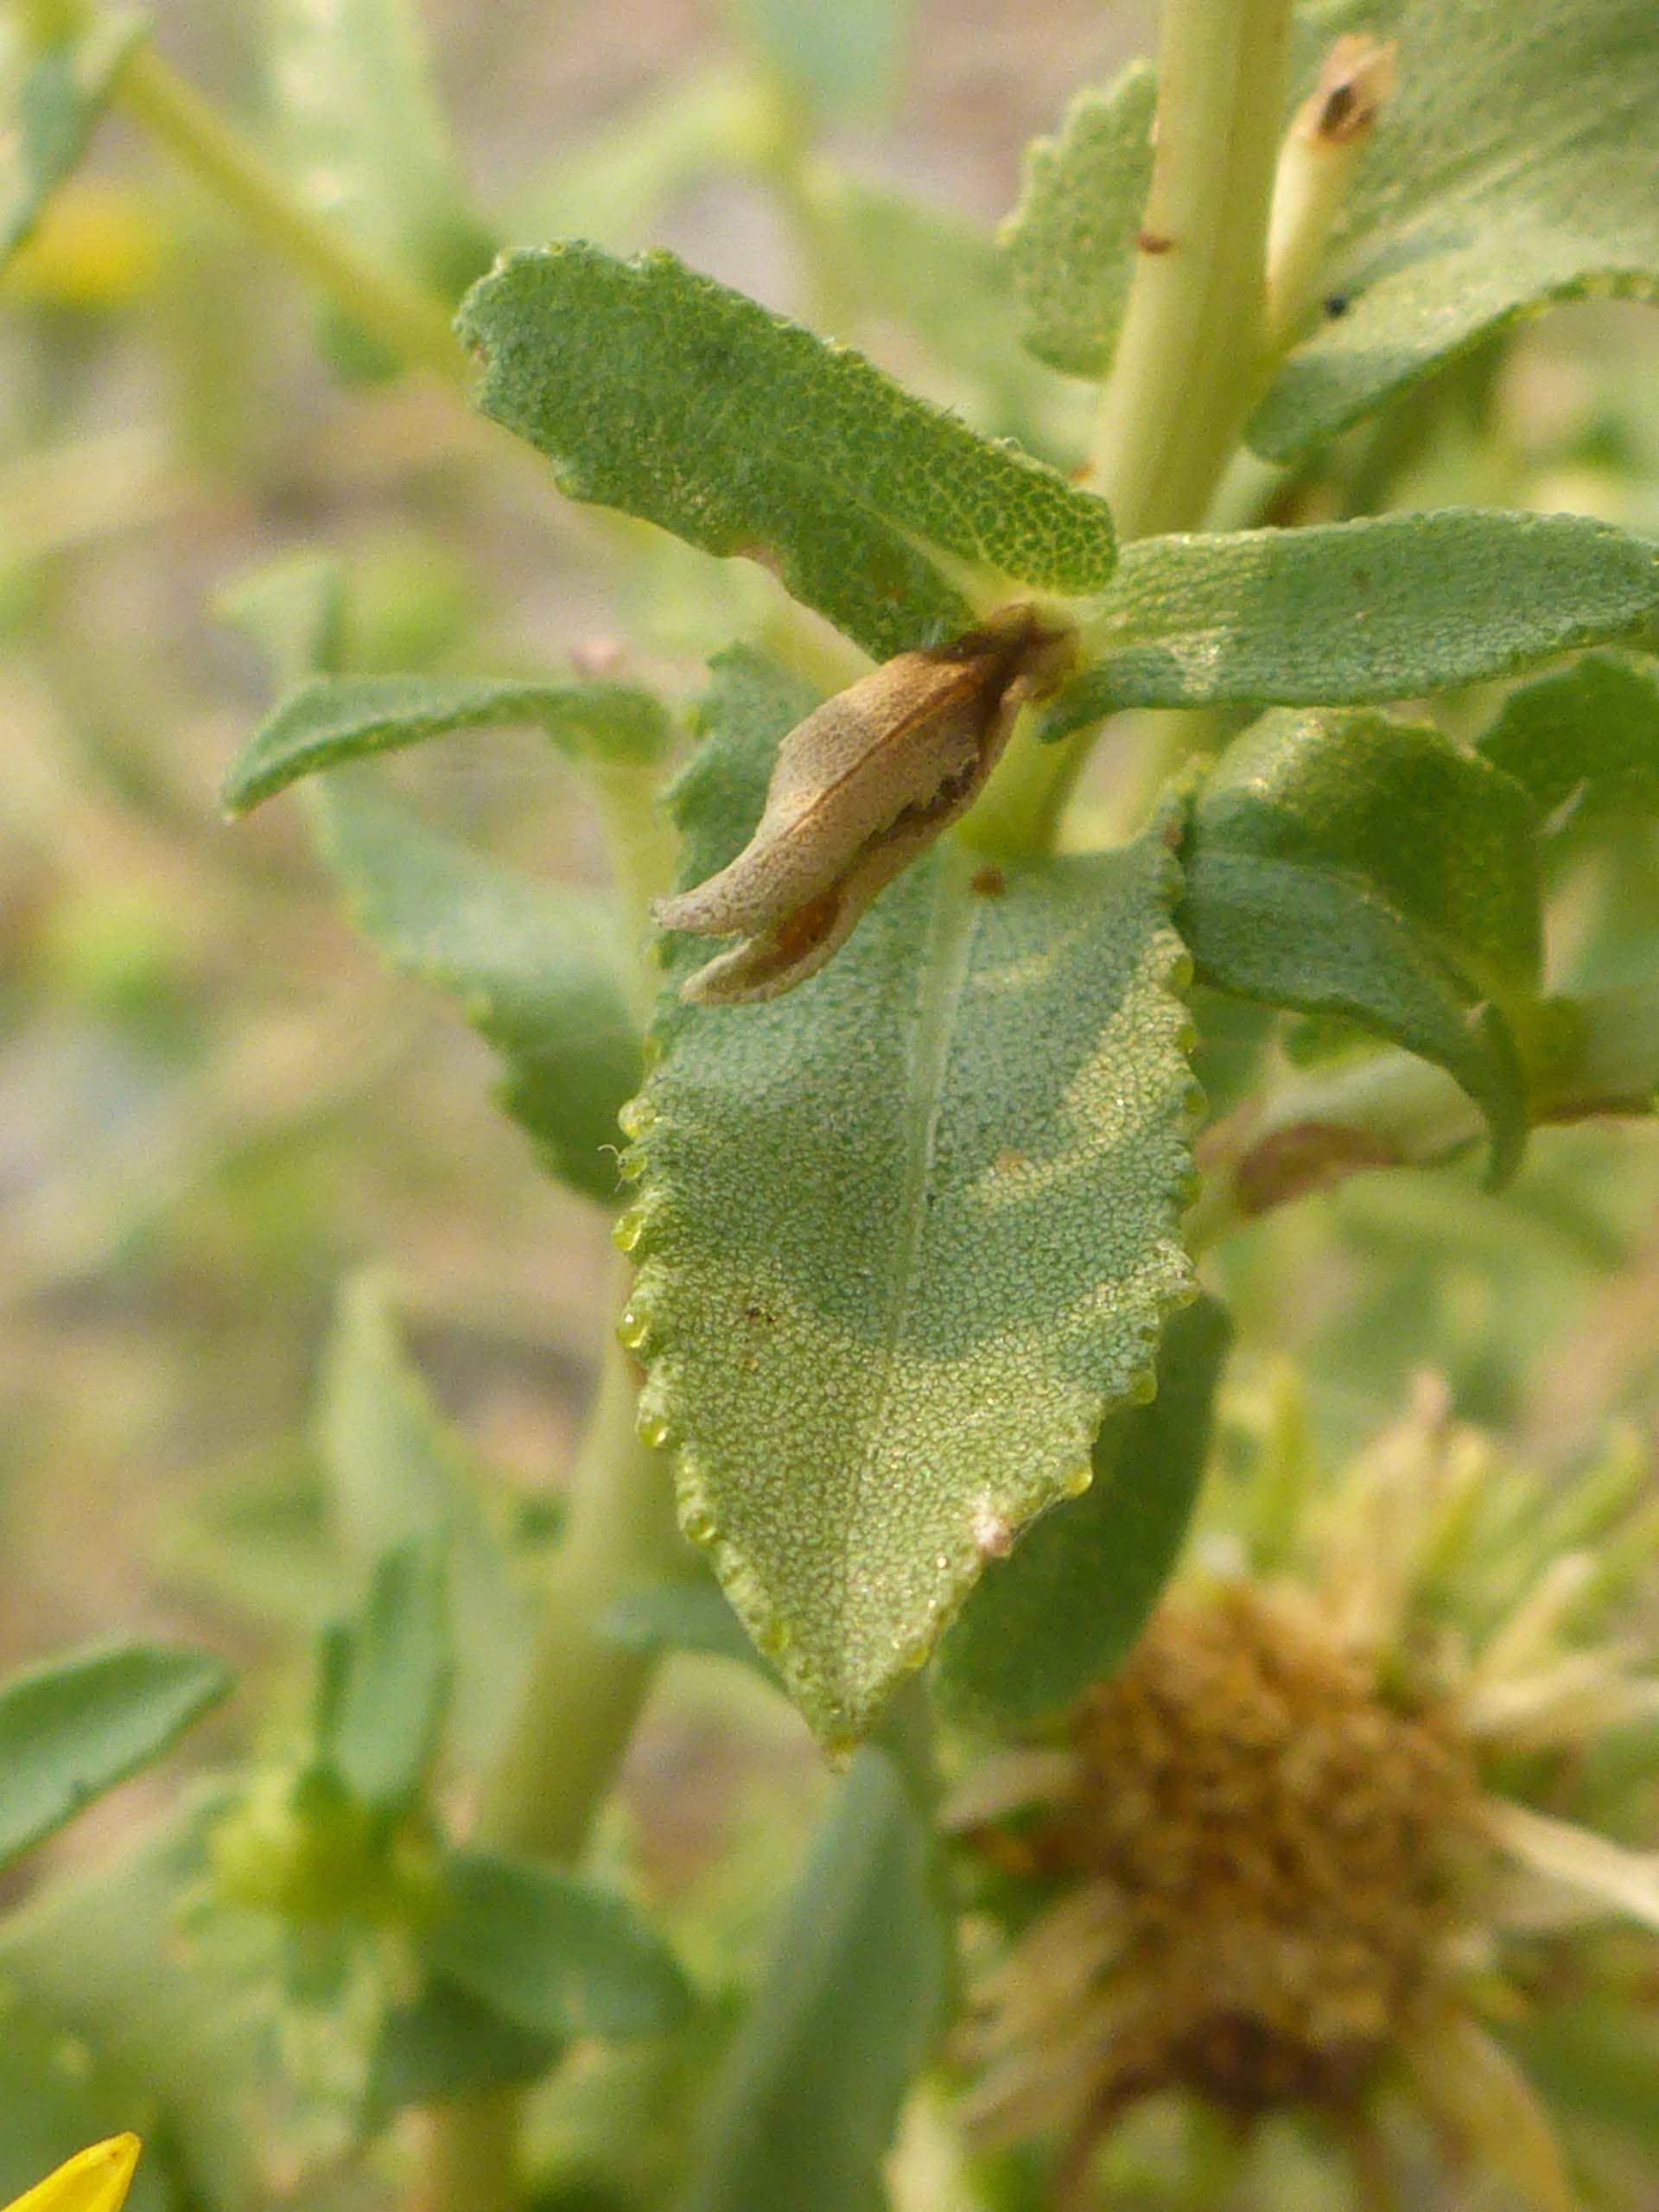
[1179,709,1541,1180]
[426,1850,691,2040]
[0,13,143,268]
[630,650,1194,1745]
[1478,650,1659,833]
[458,245,1117,660]
[1042,512,1659,735]
[0,1644,231,1868]
[680,1745,947,2212]
[1001,61,1155,380]
[938,1293,1231,1728]
[221,671,669,816]
[308,772,641,1203]
[1251,0,1659,460]
[264,0,493,371]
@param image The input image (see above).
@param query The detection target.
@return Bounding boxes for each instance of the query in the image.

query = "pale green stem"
[112,40,471,385]
[963,0,1293,858]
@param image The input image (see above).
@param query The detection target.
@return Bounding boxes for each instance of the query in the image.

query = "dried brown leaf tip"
[653,605,1075,1004]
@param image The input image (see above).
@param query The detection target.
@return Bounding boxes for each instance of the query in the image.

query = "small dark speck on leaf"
[1324,293,1351,318]
[972,865,1007,896]
[1137,230,1175,254]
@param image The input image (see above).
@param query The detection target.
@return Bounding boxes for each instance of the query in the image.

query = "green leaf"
[680,1745,947,2212]
[1179,707,1541,1181]
[457,245,1117,661]
[0,13,143,270]
[602,1578,778,1681]
[721,0,908,115]
[218,556,346,688]
[1043,512,1659,734]
[221,671,670,817]
[318,1274,531,1766]
[308,772,642,1203]
[264,0,493,373]
[424,1849,691,2041]
[368,1974,560,2116]
[626,650,1194,1745]
[938,1293,1231,1728]
[1250,0,1659,461]
[0,1805,268,2212]
[0,1643,232,1870]
[323,1538,448,1815]
[1001,60,1156,380]
[1508,2002,1659,2159]
[1477,650,1659,833]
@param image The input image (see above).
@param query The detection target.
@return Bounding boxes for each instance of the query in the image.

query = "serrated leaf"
[1179,707,1541,1181]
[308,772,642,1203]
[367,1974,560,2117]
[628,649,1194,1745]
[938,1293,1231,1729]
[0,13,143,270]
[1477,650,1659,833]
[1042,512,1659,735]
[457,245,1117,661]
[221,671,670,816]
[679,1744,947,2212]
[1250,0,1659,461]
[1001,60,1156,380]
[264,0,493,373]
[721,0,908,116]
[318,1275,531,1766]
[424,1849,691,2041]
[323,1538,448,1815]
[0,1643,232,1869]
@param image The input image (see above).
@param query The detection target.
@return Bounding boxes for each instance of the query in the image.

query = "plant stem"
[963,0,1292,860]
[112,40,471,385]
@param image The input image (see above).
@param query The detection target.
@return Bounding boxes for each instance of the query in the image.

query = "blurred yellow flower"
[950,1378,1659,2209]
[4,2140,141,2212]
[4,186,163,310]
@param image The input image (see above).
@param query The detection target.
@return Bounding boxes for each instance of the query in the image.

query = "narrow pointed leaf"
[425,1849,691,2040]
[0,1644,232,1869]
[1478,651,1659,834]
[1250,0,1659,461]
[1043,512,1659,735]
[458,245,1117,661]
[0,14,143,270]
[1001,61,1155,379]
[680,1745,947,2212]
[1178,708,1541,1180]
[938,1294,1232,1728]
[222,671,670,817]
[264,0,494,372]
[629,651,1194,1745]
[308,772,642,1202]
[324,1539,448,1815]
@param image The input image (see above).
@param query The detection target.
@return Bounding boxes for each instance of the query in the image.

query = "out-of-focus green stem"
[963,0,1292,858]
[113,39,471,385]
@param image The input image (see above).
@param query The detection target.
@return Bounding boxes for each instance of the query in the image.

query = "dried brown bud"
[1298,34,1398,148]
[653,606,1074,1004]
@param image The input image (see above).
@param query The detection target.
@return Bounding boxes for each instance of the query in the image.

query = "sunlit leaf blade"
[221,671,670,816]
[1001,61,1155,380]
[425,1849,691,2040]
[1250,0,1659,461]
[458,245,1117,660]
[627,650,1194,1745]
[938,1294,1231,1728]
[1178,708,1540,1181]
[721,0,909,116]
[264,0,493,372]
[0,1644,232,1870]
[323,1538,448,1815]
[680,1745,948,2212]
[1042,512,1659,734]
[318,1276,531,1766]
[1477,650,1659,834]
[308,772,642,1203]
[0,13,143,270]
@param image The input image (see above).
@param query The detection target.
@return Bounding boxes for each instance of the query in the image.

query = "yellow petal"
[1484,1796,1659,1932]
[6,2140,142,2212]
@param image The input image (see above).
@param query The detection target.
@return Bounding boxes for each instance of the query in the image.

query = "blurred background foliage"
[6,0,1659,2202]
